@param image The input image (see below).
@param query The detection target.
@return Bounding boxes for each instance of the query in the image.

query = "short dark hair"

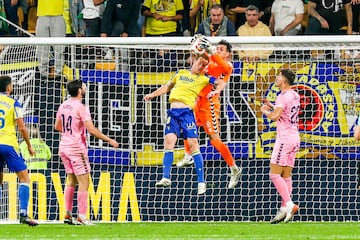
[218,39,232,52]
[246,5,259,13]
[67,79,83,97]
[280,69,296,85]
[210,4,223,11]
[0,75,12,92]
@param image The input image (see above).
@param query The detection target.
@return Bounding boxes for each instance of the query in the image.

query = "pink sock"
[64,186,75,213]
[270,174,291,204]
[77,191,88,217]
[282,177,293,207]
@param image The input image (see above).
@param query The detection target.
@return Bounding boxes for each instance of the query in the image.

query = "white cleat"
[270,209,287,224]
[77,218,95,225]
[176,154,194,167]
[155,178,171,188]
[284,203,299,223]
[197,182,206,195]
[228,167,242,189]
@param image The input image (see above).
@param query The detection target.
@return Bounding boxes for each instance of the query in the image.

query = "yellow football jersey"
[168,69,210,109]
[0,94,23,149]
[37,0,64,17]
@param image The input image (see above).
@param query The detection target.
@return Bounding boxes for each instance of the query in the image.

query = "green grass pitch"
[1,222,359,239]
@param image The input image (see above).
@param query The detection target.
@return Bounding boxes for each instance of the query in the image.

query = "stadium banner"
[2,159,358,222]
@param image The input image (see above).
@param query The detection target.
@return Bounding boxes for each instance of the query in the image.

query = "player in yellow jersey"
[144,54,219,195]
[178,36,242,189]
[0,76,38,226]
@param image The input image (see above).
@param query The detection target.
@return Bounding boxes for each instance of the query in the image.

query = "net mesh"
[0,37,359,222]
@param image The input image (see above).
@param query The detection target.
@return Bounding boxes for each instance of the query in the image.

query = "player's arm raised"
[143,81,175,101]
[84,120,119,148]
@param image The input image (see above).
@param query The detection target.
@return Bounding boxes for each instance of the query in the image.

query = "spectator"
[0,0,9,35]
[4,0,20,36]
[352,0,360,33]
[181,0,191,35]
[196,4,236,36]
[142,0,184,36]
[227,0,273,29]
[36,0,66,80]
[101,0,140,38]
[19,0,28,32]
[20,125,51,170]
[69,0,85,37]
[306,0,353,35]
[82,0,104,37]
[189,0,221,34]
[63,0,73,36]
[137,0,145,36]
[236,5,273,61]
[101,0,141,61]
[269,0,304,36]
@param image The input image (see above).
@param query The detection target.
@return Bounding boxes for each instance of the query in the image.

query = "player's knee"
[164,135,177,149]
[208,133,220,140]
[187,138,199,152]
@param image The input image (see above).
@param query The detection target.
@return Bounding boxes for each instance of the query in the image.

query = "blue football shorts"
[165,108,199,139]
[0,144,27,172]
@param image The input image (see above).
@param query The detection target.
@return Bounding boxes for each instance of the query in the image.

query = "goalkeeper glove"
[190,34,204,45]
[198,37,214,55]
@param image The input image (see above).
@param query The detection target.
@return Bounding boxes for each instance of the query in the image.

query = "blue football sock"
[19,183,30,216]
[192,150,205,183]
[163,150,174,179]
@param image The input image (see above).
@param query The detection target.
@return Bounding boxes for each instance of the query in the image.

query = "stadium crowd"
[0,0,358,39]
[0,0,358,69]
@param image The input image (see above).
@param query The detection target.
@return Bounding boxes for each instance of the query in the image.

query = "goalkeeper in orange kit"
[177,36,242,189]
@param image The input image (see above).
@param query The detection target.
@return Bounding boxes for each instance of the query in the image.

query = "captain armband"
[209,76,216,85]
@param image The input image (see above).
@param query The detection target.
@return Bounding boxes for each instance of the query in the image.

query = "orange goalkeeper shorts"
[194,97,221,135]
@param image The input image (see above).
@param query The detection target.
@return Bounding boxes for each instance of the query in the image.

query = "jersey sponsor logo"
[179,76,194,83]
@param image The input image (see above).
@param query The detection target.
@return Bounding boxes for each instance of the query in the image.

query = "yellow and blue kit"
[165,69,211,139]
[0,93,27,172]
[168,69,211,110]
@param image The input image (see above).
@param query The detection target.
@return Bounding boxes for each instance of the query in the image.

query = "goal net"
[0,36,359,223]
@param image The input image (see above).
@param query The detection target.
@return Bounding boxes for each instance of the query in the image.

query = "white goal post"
[0,35,359,223]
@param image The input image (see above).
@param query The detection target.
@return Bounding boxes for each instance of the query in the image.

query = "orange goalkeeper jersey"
[196,53,233,108]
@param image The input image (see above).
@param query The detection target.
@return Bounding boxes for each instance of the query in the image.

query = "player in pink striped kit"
[261,69,300,224]
[55,80,119,225]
